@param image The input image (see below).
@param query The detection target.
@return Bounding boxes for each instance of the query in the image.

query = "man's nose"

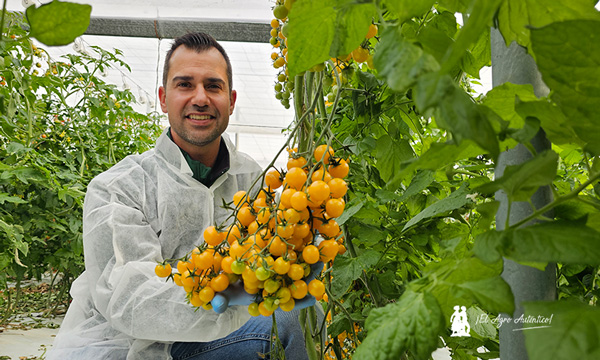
[191,86,209,106]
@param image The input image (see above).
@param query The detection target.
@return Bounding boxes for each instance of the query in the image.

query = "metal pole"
[490,28,556,360]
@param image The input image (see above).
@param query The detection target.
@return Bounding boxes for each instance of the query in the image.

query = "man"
[48,32,312,360]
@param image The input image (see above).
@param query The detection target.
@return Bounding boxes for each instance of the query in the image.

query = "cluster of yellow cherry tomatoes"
[155,144,349,317]
[270,0,294,109]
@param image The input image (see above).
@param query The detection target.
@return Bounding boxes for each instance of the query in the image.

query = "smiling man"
[46,33,314,360]
[159,40,234,165]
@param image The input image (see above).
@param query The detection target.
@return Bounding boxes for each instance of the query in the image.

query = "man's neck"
[171,133,221,168]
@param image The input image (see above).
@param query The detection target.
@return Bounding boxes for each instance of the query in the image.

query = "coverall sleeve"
[81,173,250,343]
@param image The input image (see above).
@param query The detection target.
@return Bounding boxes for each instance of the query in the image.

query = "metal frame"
[85,17,271,43]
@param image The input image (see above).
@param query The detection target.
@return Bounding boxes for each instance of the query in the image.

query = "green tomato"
[255,266,271,281]
[263,278,281,294]
[231,259,246,275]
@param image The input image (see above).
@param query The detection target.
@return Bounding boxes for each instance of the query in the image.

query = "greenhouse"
[1,0,600,359]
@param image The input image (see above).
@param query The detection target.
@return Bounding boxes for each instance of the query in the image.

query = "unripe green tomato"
[273,5,288,20]
[255,266,271,281]
[281,23,290,38]
[274,83,283,92]
[282,90,291,99]
[248,302,260,317]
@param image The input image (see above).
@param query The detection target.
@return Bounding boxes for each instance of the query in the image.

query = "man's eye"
[177,82,191,88]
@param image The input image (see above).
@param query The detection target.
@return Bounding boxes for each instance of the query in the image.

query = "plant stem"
[0,0,8,43]
[510,171,600,229]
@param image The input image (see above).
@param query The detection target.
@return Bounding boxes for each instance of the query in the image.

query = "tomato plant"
[270,0,600,359]
[0,11,161,322]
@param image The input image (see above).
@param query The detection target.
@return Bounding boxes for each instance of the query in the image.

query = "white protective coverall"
[47,128,263,359]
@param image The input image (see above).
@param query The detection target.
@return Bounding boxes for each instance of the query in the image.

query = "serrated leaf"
[383,0,435,24]
[373,26,440,92]
[287,0,336,76]
[497,0,600,49]
[474,219,600,265]
[475,150,558,202]
[330,1,377,57]
[403,183,472,230]
[421,256,514,316]
[375,135,415,184]
[353,290,445,360]
[26,0,92,46]
[515,98,583,147]
[336,198,364,225]
[389,140,481,185]
[415,73,499,159]
[482,83,539,128]
[287,0,375,76]
[530,20,600,155]
[439,0,502,74]
[398,170,435,202]
[330,250,380,298]
[0,193,27,204]
[523,301,600,360]
[468,307,498,338]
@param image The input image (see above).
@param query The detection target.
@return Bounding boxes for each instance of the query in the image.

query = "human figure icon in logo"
[450,305,471,337]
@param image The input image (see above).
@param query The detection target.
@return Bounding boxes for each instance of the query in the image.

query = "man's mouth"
[187,114,214,120]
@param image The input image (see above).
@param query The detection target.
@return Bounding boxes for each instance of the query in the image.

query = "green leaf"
[26,0,92,46]
[373,26,440,92]
[353,290,445,360]
[389,140,481,184]
[403,183,472,231]
[287,0,376,76]
[468,307,498,338]
[422,256,514,316]
[523,301,600,360]
[383,0,435,24]
[336,198,364,225]
[398,170,435,202]
[415,74,499,159]
[375,135,415,184]
[476,150,558,202]
[330,250,380,298]
[530,20,600,155]
[0,193,27,204]
[458,276,514,315]
[287,0,336,76]
[439,0,503,74]
[330,0,377,57]
[497,0,600,49]
[482,83,538,128]
[474,219,600,265]
[515,98,581,146]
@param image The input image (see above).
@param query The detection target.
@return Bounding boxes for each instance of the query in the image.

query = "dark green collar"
[167,128,230,187]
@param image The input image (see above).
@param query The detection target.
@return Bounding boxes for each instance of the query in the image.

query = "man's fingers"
[212,293,229,314]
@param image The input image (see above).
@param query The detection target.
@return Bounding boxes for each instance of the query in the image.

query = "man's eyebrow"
[206,77,226,85]
[171,75,193,83]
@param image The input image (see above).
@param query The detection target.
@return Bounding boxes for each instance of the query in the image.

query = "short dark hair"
[162,32,233,91]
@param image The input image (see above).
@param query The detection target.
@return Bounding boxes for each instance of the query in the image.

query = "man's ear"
[158,86,168,113]
[229,90,237,115]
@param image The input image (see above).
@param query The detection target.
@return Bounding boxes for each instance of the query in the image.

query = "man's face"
[159,46,236,152]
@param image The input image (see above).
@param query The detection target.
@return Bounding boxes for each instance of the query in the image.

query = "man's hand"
[212,261,325,314]
[211,281,255,314]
